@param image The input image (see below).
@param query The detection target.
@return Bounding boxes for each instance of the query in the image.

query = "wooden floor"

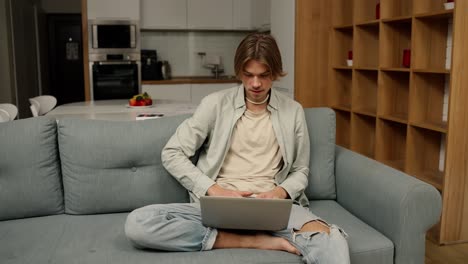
[425,239,468,264]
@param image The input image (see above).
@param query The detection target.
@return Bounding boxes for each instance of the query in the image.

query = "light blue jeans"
[125,203,350,264]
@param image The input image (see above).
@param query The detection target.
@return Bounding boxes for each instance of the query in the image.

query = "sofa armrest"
[334,146,441,264]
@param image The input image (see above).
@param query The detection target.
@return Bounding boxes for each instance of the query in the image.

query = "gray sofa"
[0,108,441,264]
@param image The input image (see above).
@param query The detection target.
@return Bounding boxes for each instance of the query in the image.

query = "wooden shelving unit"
[326,0,468,244]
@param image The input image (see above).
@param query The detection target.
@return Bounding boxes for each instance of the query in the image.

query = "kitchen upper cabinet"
[87,0,139,20]
[187,0,232,30]
[252,0,271,31]
[233,0,253,30]
[140,0,187,29]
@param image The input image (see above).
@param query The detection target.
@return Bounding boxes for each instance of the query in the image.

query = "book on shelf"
[136,113,164,120]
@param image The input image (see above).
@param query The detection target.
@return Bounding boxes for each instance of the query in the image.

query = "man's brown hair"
[234,33,286,80]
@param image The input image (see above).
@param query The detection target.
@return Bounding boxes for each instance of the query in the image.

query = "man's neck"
[246,101,268,113]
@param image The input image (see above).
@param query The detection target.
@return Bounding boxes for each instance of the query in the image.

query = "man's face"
[241,60,273,104]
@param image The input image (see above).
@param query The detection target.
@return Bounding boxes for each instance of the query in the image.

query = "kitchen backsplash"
[140,31,248,77]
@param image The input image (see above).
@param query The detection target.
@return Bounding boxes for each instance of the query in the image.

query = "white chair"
[0,103,18,122]
[29,95,57,117]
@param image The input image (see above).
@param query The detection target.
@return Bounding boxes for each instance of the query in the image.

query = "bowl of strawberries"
[128,92,153,107]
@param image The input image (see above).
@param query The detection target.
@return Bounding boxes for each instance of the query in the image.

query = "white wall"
[140,31,248,77]
[41,0,81,13]
[270,0,295,98]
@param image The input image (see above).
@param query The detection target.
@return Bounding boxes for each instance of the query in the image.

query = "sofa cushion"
[310,200,394,264]
[0,213,303,264]
[0,202,394,264]
[58,116,190,215]
[303,108,336,199]
[0,117,63,221]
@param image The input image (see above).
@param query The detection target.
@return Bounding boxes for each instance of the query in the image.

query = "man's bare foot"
[213,231,300,255]
[251,233,300,255]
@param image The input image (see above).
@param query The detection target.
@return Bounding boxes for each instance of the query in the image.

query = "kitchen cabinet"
[140,0,187,29]
[191,83,236,104]
[139,0,269,30]
[270,0,294,97]
[233,0,253,30]
[142,84,191,102]
[87,0,139,20]
[142,83,236,104]
[187,0,232,30]
[252,0,271,31]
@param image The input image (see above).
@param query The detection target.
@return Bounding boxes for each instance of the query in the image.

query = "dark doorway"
[47,14,84,105]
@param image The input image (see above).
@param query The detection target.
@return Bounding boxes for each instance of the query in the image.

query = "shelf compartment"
[380,16,412,23]
[412,69,450,74]
[379,67,410,72]
[406,125,445,191]
[414,9,453,19]
[353,69,378,115]
[330,69,352,110]
[332,0,354,26]
[334,24,354,30]
[380,20,412,68]
[355,20,379,27]
[333,66,353,70]
[409,72,448,132]
[354,23,379,68]
[380,0,413,19]
[335,109,351,148]
[412,13,452,70]
[413,0,450,15]
[354,0,380,23]
[331,27,354,68]
[351,113,376,158]
[378,70,409,122]
[376,118,407,171]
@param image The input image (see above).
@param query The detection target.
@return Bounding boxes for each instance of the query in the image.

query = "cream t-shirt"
[217,109,283,194]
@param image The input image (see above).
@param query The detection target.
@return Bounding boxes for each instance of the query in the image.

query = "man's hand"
[256,186,289,199]
[206,184,253,197]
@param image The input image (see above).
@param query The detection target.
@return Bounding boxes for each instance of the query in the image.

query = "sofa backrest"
[58,116,190,215]
[0,117,63,221]
[303,108,337,200]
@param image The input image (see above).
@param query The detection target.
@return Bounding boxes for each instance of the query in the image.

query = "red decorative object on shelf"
[376,2,380,19]
[347,50,353,67]
[403,49,411,68]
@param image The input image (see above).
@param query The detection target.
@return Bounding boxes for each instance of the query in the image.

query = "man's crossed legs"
[125,203,350,264]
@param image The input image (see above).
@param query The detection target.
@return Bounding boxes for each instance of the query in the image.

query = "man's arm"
[206,184,253,197]
[161,97,218,198]
[278,107,310,200]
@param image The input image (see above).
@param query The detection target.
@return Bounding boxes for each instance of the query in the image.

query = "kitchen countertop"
[46,99,197,121]
[142,76,241,85]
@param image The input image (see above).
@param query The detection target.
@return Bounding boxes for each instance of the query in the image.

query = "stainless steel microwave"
[89,20,140,54]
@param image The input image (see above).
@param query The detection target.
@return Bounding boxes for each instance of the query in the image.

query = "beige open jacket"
[161,84,311,207]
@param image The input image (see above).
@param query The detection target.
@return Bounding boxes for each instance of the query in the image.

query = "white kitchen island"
[46,99,197,121]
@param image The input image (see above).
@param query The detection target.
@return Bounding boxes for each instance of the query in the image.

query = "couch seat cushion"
[1,201,394,264]
[310,200,394,264]
[0,213,302,264]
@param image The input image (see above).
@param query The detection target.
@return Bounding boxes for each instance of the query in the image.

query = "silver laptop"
[200,196,293,231]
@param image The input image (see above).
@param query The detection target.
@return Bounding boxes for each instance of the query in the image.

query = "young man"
[125,33,350,264]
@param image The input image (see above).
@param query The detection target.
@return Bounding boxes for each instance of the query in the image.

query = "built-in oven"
[88,20,139,54]
[89,53,141,100]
